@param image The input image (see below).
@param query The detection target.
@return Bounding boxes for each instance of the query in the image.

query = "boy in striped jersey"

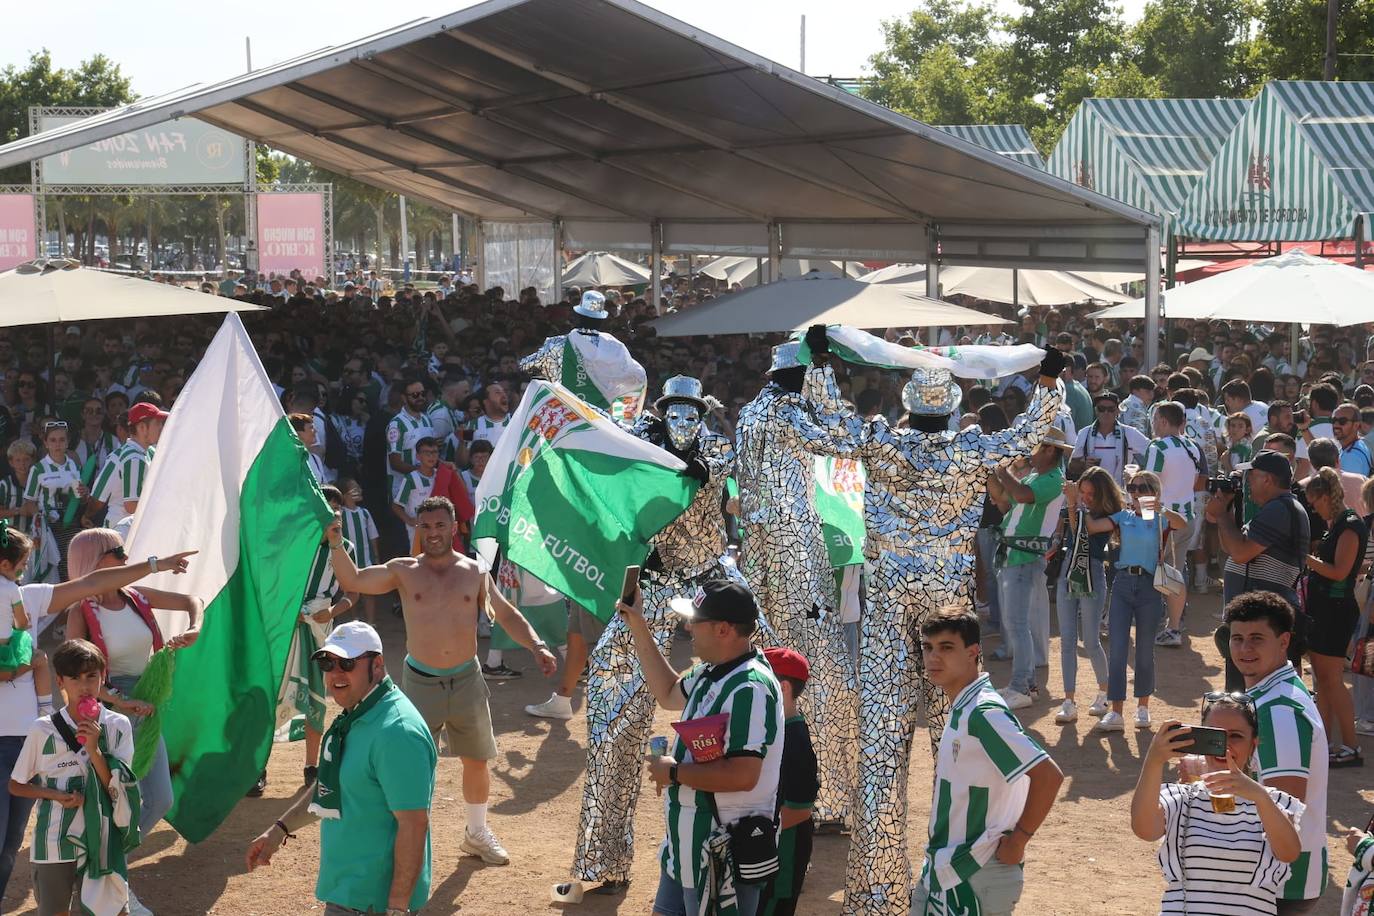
[10,638,135,915]
[1144,402,1206,648]
[913,609,1063,916]
[274,486,358,790]
[100,403,167,538]
[392,439,441,550]
[1226,591,1330,912]
[338,479,380,624]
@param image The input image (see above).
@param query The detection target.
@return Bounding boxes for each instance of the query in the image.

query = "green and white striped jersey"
[0,476,35,536]
[1143,436,1202,520]
[385,410,435,484]
[998,467,1065,567]
[1249,662,1329,901]
[340,506,379,567]
[425,402,464,443]
[302,538,355,605]
[23,455,83,525]
[659,650,783,890]
[471,414,509,448]
[12,706,134,863]
[102,441,151,529]
[920,674,1047,895]
[72,432,119,476]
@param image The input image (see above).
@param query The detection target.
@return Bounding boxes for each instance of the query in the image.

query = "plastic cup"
[648,735,668,757]
[1177,754,1207,784]
[1210,792,1236,814]
[1140,495,1157,521]
[1123,463,1140,480]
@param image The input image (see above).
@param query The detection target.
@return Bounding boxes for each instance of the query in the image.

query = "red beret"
[763,646,810,683]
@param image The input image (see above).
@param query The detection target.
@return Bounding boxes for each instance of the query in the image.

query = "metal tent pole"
[925,225,941,346]
[651,221,664,314]
[552,219,564,306]
[1144,226,1162,370]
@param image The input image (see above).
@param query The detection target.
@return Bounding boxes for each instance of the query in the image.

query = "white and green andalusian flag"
[814,456,866,568]
[125,313,332,842]
[798,325,1043,379]
[473,380,697,622]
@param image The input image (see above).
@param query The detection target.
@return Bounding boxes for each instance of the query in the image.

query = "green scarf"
[308,676,394,820]
[560,338,611,410]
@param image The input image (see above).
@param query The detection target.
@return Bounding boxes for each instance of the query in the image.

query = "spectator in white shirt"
[1070,392,1149,486]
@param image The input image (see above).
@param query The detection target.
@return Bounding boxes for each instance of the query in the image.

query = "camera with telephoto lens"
[1207,472,1243,495]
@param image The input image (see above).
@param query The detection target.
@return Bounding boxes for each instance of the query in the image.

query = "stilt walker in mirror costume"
[555,375,739,901]
[806,335,1067,916]
[735,337,858,824]
[518,290,647,421]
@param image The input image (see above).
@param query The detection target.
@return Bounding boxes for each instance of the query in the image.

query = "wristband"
[1013,824,1034,839]
[669,764,679,786]
[274,819,295,843]
[147,556,159,574]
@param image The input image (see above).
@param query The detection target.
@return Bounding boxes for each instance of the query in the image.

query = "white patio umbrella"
[859,264,1128,306]
[699,256,863,286]
[560,251,652,287]
[650,271,1007,336]
[0,258,266,327]
[1090,250,1374,326]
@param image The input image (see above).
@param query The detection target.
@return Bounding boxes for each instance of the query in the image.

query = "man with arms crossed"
[914,608,1063,915]
[1224,591,1329,913]
[328,496,558,866]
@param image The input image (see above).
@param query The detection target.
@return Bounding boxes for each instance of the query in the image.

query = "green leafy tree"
[1130,0,1261,96]
[0,50,135,182]
[1253,0,1374,80]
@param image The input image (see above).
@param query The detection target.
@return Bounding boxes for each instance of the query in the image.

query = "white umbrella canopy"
[0,259,266,327]
[560,251,652,287]
[650,271,1008,337]
[860,263,1130,305]
[699,256,863,286]
[1091,250,1374,326]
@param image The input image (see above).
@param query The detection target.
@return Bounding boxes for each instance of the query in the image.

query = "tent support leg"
[1143,226,1161,371]
[474,220,486,291]
[651,221,664,315]
[1356,217,1366,269]
[768,222,782,284]
[925,226,940,347]
[552,219,564,306]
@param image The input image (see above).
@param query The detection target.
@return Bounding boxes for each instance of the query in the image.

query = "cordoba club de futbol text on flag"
[473,380,698,623]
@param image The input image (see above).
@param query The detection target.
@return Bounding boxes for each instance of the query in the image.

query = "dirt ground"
[3,588,1368,915]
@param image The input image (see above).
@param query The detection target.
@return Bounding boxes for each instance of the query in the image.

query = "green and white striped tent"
[1174,81,1374,241]
[1047,98,1249,227]
[936,125,1045,169]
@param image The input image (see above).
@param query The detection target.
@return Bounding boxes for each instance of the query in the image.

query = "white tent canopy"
[560,251,652,287]
[699,256,863,286]
[651,271,1005,336]
[0,259,266,327]
[860,264,1129,305]
[1090,250,1374,326]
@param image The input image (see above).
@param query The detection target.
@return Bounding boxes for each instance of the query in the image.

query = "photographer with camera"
[1207,450,1311,691]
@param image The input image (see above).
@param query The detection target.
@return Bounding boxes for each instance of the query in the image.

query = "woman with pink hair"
[64,529,203,842]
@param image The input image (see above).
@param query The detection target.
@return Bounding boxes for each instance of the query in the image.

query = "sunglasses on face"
[101,546,127,561]
[315,652,377,673]
[1095,405,1117,413]
[1126,484,1155,494]
[17,381,34,388]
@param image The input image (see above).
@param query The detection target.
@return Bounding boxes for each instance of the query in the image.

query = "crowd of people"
[0,264,1369,915]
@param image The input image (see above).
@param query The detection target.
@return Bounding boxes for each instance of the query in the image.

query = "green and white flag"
[814,456,866,568]
[125,313,332,842]
[798,325,1043,379]
[474,380,697,622]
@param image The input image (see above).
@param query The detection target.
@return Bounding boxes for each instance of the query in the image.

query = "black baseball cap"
[669,580,759,625]
[1249,449,1292,486]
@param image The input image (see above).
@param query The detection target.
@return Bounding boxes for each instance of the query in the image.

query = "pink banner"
[256,192,325,279]
[0,196,37,272]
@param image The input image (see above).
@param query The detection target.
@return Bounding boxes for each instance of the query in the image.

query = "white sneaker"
[1054,700,1078,723]
[462,826,511,865]
[525,693,574,720]
[998,688,1033,710]
[551,880,585,903]
[1356,719,1374,737]
[1135,707,1152,729]
[1096,711,1126,732]
[1088,693,1110,717]
[1154,628,1183,647]
[127,888,154,916]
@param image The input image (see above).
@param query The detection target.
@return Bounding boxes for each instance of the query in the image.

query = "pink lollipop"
[74,696,100,745]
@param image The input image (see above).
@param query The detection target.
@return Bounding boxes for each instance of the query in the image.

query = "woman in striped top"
[1131,693,1303,915]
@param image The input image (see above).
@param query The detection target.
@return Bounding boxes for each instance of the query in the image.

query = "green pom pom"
[129,648,176,780]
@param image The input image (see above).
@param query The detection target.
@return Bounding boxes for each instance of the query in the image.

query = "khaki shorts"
[567,603,608,648]
[401,660,498,761]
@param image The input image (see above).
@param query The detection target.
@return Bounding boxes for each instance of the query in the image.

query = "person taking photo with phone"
[1130,693,1303,915]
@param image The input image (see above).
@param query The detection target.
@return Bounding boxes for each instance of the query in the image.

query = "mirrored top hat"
[574,289,609,319]
[901,366,962,417]
[768,341,804,374]
[655,375,709,413]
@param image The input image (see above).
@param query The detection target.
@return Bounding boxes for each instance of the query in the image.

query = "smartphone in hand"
[621,565,641,605]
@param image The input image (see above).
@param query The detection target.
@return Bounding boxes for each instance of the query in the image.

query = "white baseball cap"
[312,620,383,659]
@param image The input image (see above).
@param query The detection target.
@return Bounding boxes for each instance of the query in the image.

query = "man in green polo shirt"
[247,622,437,916]
[914,609,1063,915]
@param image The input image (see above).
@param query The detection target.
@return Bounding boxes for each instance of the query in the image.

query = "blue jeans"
[653,867,762,916]
[998,557,1049,695]
[1056,558,1108,696]
[109,674,174,836]
[977,527,1001,631]
[1107,571,1163,701]
[0,735,34,909]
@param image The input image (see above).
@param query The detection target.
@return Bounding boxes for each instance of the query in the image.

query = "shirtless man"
[328,495,557,867]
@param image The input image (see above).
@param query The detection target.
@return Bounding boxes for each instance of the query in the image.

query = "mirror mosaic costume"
[522,301,1060,914]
